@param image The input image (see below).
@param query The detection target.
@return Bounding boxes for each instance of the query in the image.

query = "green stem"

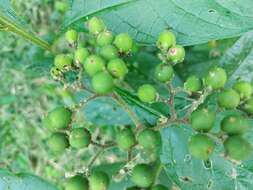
[0,13,51,51]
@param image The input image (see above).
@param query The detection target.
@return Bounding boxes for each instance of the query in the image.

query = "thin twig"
[183,88,211,119]
[91,140,116,149]
[87,148,104,170]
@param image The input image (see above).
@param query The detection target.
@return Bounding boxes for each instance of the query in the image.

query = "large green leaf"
[161,124,253,190]
[63,0,253,46]
[0,170,59,190]
[219,31,253,85]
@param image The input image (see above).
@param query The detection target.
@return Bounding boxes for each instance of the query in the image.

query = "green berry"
[156,30,176,51]
[54,54,72,70]
[107,58,128,78]
[190,108,216,132]
[131,164,154,188]
[69,128,91,149]
[45,106,72,130]
[47,132,69,154]
[167,45,185,64]
[184,75,202,92]
[75,48,89,64]
[89,171,110,190]
[244,97,253,115]
[55,1,69,13]
[217,89,240,109]
[116,128,136,150]
[84,55,105,76]
[65,29,78,44]
[65,175,89,190]
[151,184,168,190]
[92,72,114,94]
[137,84,157,103]
[204,67,227,90]
[87,17,106,34]
[96,31,114,46]
[154,64,174,82]
[137,129,161,150]
[114,33,133,53]
[188,134,215,160]
[224,136,252,161]
[233,81,252,100]
[100,45,119,60]
[221,115,249,135]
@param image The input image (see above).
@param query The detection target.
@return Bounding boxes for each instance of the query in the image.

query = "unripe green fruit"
[167,45,185,64]
[107,58,128,78]
[46,107,72,130]
[55,1,69,13]
[221,115,249,135]
[137,84,157,103]
[224,136,252,161]
[151,184,168,190]
[74,48,89,64]
[217,89,240,109]
[65,175,89,190]
[92,72,114,94]
[233,81,252,100]
[204,67,227,90]
[190,108,216,132]
[89,171,110,190]
[131,164,154,188]
[156,30,176,51]
[65,29,78,44]
[69,128,91,149]
[116,128,136,150]
[87,17,106,34]
[100,45,119,60]
[188,134,215,160]
[137,129,161,150]
[96,31,114,46]
[47,132,69,154]
[84,55,105,76]
[114,33,133,53]
[54,54,72,70]
[244,97,253,115]
[154,64,174,82]
[184,75,202,92]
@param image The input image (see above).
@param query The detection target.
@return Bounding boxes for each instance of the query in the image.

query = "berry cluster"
[44,16,253,190]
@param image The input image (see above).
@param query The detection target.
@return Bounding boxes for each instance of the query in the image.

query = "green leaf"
[0,170,59,190]
[63,0,253,46]
[160,125,253,190]
[218,31,253,84]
